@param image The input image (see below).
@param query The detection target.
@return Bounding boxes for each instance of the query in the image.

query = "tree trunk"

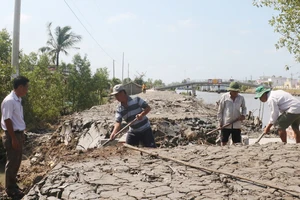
[56,52,60,68]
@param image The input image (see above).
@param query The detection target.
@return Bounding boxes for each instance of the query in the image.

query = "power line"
[63,0,115,61]
[70,0,94,31]
[93,0,125,64]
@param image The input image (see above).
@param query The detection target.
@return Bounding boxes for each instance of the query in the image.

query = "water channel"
[175,89,271,127]
[194,90,271,127]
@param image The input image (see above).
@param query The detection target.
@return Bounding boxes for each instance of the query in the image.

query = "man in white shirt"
[217,82,247,146]
[1,76,29,199]
[255,86,300,143]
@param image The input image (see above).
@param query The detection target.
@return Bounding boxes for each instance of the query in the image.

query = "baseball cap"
[254,86,271,99]
[110,84,125,95]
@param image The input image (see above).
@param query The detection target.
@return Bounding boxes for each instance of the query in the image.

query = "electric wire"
[63,0,115,61]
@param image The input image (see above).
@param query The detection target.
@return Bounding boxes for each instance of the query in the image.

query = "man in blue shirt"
[110,84,156,147]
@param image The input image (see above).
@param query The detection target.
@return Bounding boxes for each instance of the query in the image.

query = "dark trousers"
[2,131,24,191]
[221,128,241,143]
[126,127,156,148]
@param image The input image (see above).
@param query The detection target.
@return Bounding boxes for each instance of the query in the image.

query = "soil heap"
[1,90,288,199]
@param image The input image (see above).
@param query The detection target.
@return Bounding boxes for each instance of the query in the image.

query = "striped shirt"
[115,96,150,133]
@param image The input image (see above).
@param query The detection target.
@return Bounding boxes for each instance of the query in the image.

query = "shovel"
[101,118,138,147]
[254,132,265,144]
[206,118,240,135]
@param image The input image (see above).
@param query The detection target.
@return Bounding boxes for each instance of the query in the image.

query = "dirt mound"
[0,91,262,198]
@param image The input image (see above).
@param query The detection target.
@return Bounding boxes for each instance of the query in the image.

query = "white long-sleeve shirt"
[267,90,300,124]
[217,92,247,129]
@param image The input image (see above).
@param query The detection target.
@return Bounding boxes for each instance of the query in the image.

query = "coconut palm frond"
[41,23,82,67]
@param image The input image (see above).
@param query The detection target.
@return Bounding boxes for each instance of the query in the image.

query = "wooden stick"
[101,118,138,147]
[255,132,265,144]
[206,118,239,135]
[124,144,300,197]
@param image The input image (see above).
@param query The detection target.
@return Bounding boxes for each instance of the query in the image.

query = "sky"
[0,0,298,84]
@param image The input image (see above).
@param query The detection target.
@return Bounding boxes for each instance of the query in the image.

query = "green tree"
[60,62,73,76]
[254,0,300,62]
[145,78,153,89]
[0,28,12,64]
[0,29,13,99]
[240,85,249,92]
[19,52,38,71]
[110,77,121,87]
[123,77,131,84]
[93,67,110,104]
[20,53,65,129]
[67,54,97,111]
[40,22,82,67]
[133,77,143,85]
[153,79,165,88]
[0,63,13,100]
[182,79,188,83]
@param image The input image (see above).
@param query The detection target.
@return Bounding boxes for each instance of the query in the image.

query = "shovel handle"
[102,118,138,147]
[206,118,240,135]
[255,132,265,144]
[206,123,230,135]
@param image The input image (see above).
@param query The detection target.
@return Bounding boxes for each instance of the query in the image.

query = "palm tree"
[40,22,82,67]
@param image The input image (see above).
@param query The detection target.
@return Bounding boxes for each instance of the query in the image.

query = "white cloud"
[177,19,195,28]
[107,12,137,24]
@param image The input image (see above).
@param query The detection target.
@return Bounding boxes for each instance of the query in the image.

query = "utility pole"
[12,0,21,77]
[113,59,115,79]
[128,63,129,79]
[122,52,124,82]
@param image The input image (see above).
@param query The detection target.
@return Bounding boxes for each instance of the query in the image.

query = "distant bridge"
[156,81,262,91]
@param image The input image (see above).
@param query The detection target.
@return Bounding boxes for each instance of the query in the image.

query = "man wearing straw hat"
[255,86,300,143]
[217,82,247,146]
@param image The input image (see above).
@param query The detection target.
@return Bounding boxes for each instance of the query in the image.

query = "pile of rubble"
[56,91,264,150]
[0,90,265,198]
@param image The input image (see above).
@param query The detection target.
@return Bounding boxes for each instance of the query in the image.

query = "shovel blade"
[100,139,119,147]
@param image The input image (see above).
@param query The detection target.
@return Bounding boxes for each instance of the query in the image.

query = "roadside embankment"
[0,90,284,199]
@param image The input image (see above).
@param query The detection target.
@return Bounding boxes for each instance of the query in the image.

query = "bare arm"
[136,105,151,120]
[264,123,273,134]
[110,122,121,140]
